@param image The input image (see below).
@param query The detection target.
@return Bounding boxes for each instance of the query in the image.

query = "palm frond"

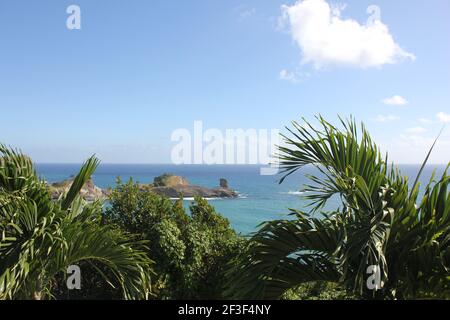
[1,145,154,299]
[61,156,99,210]
[230,117,450,299]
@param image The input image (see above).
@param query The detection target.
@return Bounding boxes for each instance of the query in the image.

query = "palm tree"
[0,145,153,299]
[228,116,449,299]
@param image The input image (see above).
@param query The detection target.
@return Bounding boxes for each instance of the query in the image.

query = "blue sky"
[0,0,449,164]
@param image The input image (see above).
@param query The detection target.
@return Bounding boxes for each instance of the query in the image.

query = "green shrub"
[104,178,245,299]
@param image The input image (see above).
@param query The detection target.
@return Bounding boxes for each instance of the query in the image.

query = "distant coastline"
[37,163,448,234]
[48,173,238,202]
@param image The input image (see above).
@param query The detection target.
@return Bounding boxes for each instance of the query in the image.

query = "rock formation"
[219,178,229,189]
[149,174,238,199]
[48,174,237,201]
[48,178,110,201]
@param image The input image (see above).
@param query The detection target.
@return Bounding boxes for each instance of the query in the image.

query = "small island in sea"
[48,173,238,201]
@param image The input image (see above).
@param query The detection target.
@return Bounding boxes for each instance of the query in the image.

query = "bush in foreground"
[104,179,244,299]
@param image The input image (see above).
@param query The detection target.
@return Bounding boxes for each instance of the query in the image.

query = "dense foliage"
[1,115,448,300]
[0,145,153,300]
[104,179,244,299]
[228,116,450,300]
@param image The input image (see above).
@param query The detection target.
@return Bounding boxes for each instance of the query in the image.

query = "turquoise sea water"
[35,164,447,234]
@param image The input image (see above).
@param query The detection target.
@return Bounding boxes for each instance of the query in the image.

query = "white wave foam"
[170,197,221,201]
[282,191,305,195]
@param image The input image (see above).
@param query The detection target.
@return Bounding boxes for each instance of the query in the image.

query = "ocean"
[35,164,447,235]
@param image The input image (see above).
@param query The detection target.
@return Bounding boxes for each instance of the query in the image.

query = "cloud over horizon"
[382,95,408,106]
[437,112,450,123]
[405,126,427,134]
[374,114,399,123]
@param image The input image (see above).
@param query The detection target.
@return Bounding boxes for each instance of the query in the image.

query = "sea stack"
[219,178,229,189]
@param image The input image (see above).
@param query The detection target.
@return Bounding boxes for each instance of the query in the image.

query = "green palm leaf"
[0,145,154,299]
[229,116,450,300]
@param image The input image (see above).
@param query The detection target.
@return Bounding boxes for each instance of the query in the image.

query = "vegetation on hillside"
[227,116,450,300]
[1,116,448,300]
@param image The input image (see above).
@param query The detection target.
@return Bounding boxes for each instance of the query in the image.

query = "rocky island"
[48,173,238,201]
[146,174,238,199]
[48,177,110,201]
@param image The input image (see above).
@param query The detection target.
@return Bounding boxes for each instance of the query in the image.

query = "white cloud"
[419,118,433,124]
[279,69,311,82]
[405,126,427,134]
[399,134,434,148]
[382,95,408,106]
[380,134,450,164]
[235,5,256,21]
[241,8,256,19]
[437,112,450,123]
[279,69,298,82]
[280,0,415,69]
[374,114,399,123]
